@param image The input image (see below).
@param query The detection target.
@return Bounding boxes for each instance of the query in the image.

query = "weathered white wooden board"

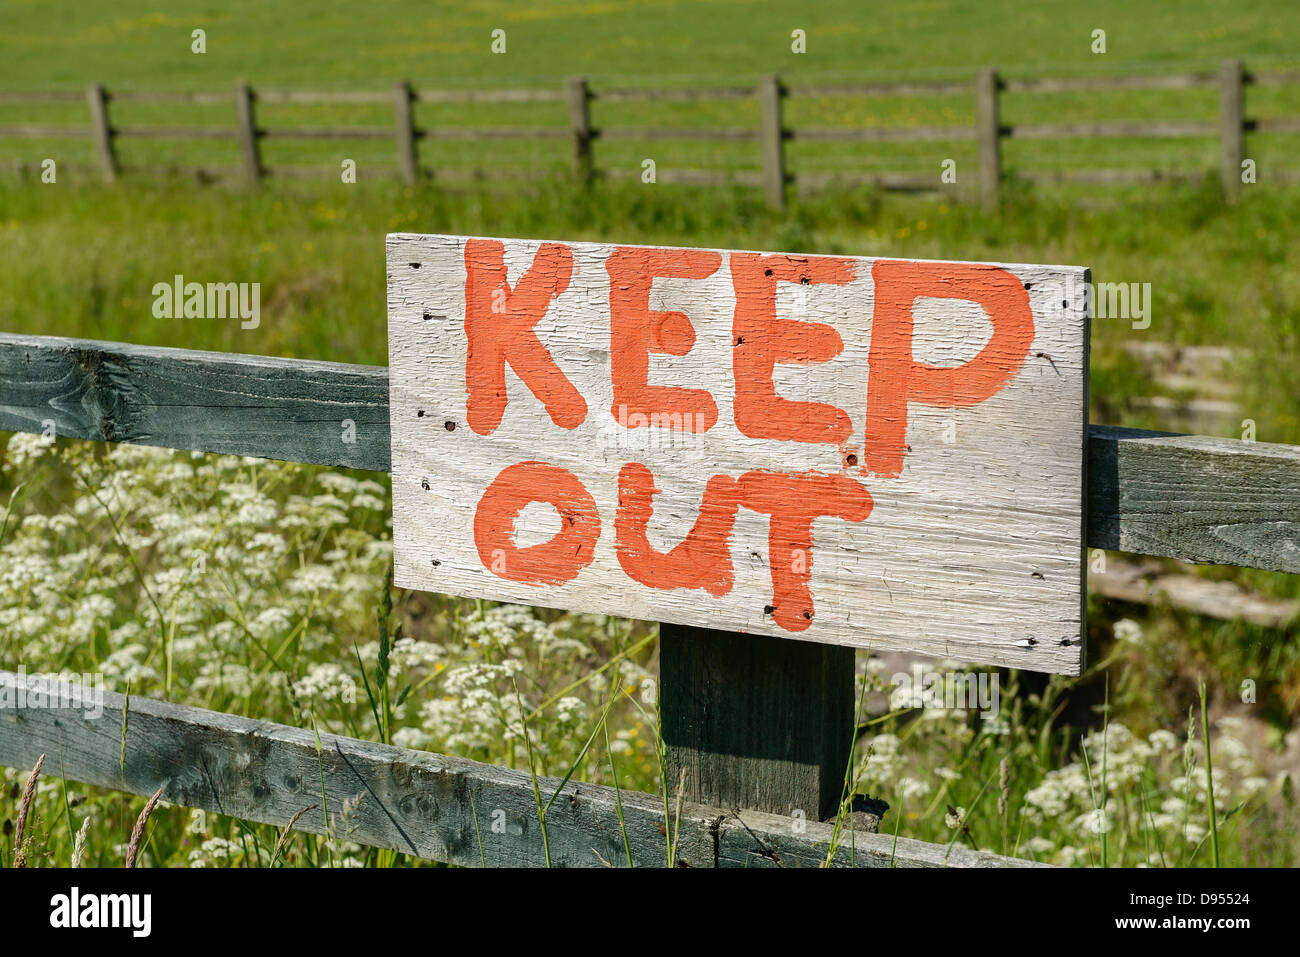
[387,234,1089,674]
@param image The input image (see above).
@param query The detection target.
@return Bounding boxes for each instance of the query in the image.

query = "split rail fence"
[2,61,1300,205]
[0,331,1297,866]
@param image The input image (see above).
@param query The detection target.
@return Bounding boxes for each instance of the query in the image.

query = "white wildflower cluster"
[1113,618,1144,644]
[0,434,672,863]
[294,662,356,703]
[863,732,903,779]
[188,836,239,868]
[851,666,1285,868]
[1,439,393,715]
[1020,719,1276,864]
[6,432,56,469]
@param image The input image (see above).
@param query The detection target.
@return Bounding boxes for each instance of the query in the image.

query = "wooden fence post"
[1218,59,1244,200]
[567,77,593,183]
[758,73,786,209]
[234,82,262,184]
[660,624,855,821]
[86,83,117,182]
[393,81,419,185]
[976,67,1001,206]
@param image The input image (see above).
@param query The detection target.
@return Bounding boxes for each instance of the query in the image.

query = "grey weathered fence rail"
[3,60,1299,206]
[0,668,1012,868]
[0,330,1297,867]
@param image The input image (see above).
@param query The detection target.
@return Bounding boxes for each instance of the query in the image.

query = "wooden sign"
[387,234,1089,674]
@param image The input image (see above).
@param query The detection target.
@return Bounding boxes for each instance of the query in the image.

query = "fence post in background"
[393,81,419,185]
[976,67,1001,206]
[86,83,117,182]
[234,82,262,184]
[758,73,786,209]
[567,77,593,184]
[1218,59,1245,200]
[660,624,856,823]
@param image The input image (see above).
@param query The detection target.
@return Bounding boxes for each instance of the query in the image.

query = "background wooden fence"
[0,330,1297,867]
[3,61,1300,206]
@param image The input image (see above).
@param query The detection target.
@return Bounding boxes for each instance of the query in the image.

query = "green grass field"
[1,1,1298,868]
[5,0,1298,86]
[2,1,1300,180]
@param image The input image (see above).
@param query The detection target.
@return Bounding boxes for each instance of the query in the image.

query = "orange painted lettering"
[864,260,1034,477]
[473,461,600,584]
[464,239,586,435]
[735,470,873,632]
[607,246,722,432]
[614,463,741,596]
[730,253,856,444]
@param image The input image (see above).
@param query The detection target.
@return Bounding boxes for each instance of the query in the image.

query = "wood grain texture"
[0,333,1294,576]
[661,624,854,819]
[1087,425,1300,574]
[0,332,390,471]
[387,234,1090,673]
[714,807,1034,867]
[0,669,1041,868]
